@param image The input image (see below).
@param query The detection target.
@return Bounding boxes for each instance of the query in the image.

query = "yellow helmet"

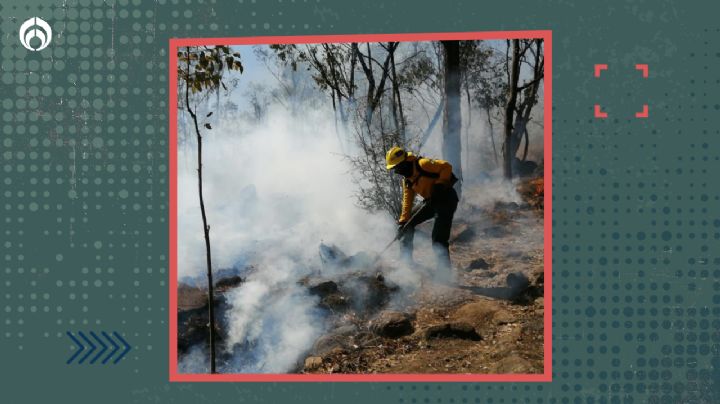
[385,146,407,170]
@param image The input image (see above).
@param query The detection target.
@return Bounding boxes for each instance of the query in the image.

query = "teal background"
[1,0,719,402]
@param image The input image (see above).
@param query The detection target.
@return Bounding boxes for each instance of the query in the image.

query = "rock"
[498,325,522,344]
[177,295,230,355]
[313,324,360,355]
[319,293,350,311]
[177,284,208,311]
[495,355,534,373]
[465,257,490,271]
[319,244,376,271]
[319,243,348,264]
[422,322,481,341]
[346,275,398,313]
[451,223,476,242]
[304,356,323,371]
[306,280,350,312]
[177,312,209,354]
[453,300,503,326]
[492,309,516,325]
[215,275,243,292]
[508,272,543,304]
[312,334,350,356]
[506,272,530,290]
[308,280,339,297]
[370,311,414,338]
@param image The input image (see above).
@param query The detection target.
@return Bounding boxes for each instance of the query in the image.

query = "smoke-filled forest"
[176,38,546,374]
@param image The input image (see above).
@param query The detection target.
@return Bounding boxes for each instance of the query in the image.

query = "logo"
[19,17,52,51]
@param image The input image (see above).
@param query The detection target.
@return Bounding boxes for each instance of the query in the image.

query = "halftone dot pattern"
[1,1,720,403]
[2,0,168,373]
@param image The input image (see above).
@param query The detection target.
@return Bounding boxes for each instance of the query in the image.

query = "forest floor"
[177,177,546,374]
[300,181,545,374]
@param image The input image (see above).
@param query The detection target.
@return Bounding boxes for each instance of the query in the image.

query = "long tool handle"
[370,200,428,266]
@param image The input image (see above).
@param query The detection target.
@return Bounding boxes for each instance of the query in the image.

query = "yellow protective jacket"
[399,155,453,223]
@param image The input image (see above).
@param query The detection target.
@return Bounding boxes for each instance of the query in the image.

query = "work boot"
[399,226,415,266]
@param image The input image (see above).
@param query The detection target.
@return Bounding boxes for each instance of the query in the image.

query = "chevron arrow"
[66,332,84,364]
[89,331,107,364]
[66,331,132,365]
[77,331,96,364]
[112,331,131,364]
[102,331,119,365]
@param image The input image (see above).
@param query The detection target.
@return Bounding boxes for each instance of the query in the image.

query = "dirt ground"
[302,182,545,374]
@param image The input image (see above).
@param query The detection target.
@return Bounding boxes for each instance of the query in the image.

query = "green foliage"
[459,41,507,110]
[269,43,357,99]
[178,45,243,95]
[394,43,438,94]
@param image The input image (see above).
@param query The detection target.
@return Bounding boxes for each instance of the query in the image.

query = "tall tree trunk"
[486,108,499,167]
[356,42,396,126]
[390,48,405,144]
[441,40,463,182]
[389,80,400,142]
[184,47,216,374]
[345,43,357,133]
[364,43,376,123]
[503,39,521,179]
[510,39,544,160]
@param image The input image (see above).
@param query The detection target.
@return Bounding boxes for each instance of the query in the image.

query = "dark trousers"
[400,187,459,269]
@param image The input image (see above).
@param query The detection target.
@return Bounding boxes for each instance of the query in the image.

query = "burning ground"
[177,178,545,374]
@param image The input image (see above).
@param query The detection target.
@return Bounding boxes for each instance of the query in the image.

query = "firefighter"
[385,146,459,272]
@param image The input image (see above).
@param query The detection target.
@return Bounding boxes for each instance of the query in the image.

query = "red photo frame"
[168,30,553,382]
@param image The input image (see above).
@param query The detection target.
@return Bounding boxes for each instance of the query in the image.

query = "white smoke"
[178,344,209,373]
[177,103,395,373]
[178,104,395,280]
[222,257,324,372]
